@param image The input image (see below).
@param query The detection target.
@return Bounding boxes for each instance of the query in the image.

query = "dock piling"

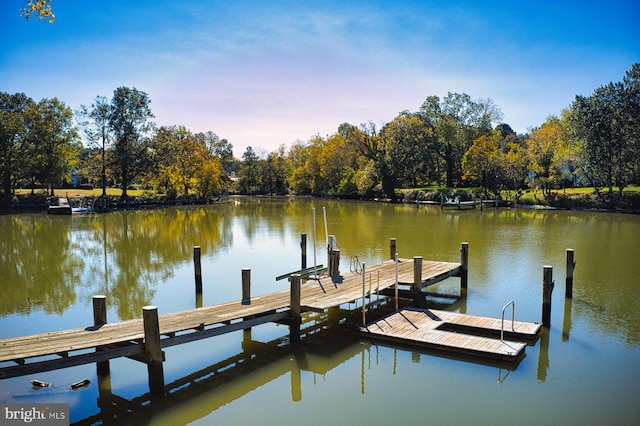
[328,235,340,276]
[290,274,301,342]
[390,238,397,260]
[460,242,469,291]
[194,246,202,295]
[242,268,251,305]
[143,306,165,396]
[565,249,575,298]
[301,234,307,270]
[542,266,554,327]
[413,256,423,308]
[93,295,109,376]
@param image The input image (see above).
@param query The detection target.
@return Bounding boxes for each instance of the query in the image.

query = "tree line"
[1,64,638,209]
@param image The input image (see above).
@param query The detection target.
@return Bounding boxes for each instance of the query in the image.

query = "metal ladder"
[501,300,516,343]
[350,255,362,273]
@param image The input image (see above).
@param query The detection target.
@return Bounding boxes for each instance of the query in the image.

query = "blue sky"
[1,0,638,156]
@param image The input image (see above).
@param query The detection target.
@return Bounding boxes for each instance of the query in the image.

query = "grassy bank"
[400,185,640,212]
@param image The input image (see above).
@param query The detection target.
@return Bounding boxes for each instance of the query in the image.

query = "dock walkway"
[0,258,462,380]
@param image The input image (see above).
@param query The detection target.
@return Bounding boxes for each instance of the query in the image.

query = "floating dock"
[361,307,541,361]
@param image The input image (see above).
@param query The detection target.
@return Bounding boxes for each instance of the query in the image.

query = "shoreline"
[1,193,638,215]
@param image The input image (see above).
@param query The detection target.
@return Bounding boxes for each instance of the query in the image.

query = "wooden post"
[390,238,397,260]
[242,268,251,305]
[460,242,469,291]
[413,256,423,308]
[542,266,554,327]
[143,306,165,396]
[329,249,340,276]
[300,233,307,270]
[290,274,301,343]
[565,249,575,298]
[194,246,202,295]
[93,295,109,375]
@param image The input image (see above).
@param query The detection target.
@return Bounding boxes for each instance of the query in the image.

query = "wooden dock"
[361,307,541,361]
[0,256,464,384]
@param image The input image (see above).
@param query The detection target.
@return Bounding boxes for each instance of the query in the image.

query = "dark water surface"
[1,197,639,425]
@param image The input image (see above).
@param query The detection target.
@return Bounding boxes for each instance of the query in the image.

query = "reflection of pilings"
[562,298,572,342]
[360,344,365,395]
[81,314,362,425]
[536,327,550,382]
[291,352,302,401]
[243,328,252,364]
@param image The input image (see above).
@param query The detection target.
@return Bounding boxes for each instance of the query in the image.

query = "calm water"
[1,197,639,425]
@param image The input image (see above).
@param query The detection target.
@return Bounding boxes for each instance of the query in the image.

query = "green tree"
[350,122,389,198]
[570,63,640,208]
[462,130,502,194]
[25,98,81,195]
[109,87,154,198]
[0,92,34,206]
[260,145,289,195]
[198,131,234,174]
[419,93,503,187]
[149,126,223,197]
[77,95,111,196]
[238,146,260,194]
[287,142,314,195]
[501,137,529,196]
[379,112,435,191]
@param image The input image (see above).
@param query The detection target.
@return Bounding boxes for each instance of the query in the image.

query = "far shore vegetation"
[2,64,639,213]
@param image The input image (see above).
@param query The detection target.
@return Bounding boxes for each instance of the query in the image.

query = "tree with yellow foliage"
[526,115,572,196]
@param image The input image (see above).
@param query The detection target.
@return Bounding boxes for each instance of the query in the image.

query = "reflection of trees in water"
[0,205,233,320]
[0,215,82,316]
[80,206,233,320]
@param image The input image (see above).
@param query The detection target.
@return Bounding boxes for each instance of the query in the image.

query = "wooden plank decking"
[0,258,462,379]
[361,308,541,361]
[301,258,461,310]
